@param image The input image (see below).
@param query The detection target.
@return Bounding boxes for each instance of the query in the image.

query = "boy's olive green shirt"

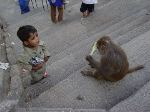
[17,41,50,81]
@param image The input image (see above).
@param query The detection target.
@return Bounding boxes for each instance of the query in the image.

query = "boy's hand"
[32,62,44,71]
[44,56,50,62]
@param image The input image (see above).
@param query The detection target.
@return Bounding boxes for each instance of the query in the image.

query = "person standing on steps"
[80,0,97,18]
[17,25,50,85]
[48,0,64,23]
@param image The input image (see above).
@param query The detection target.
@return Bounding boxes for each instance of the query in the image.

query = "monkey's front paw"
[86,55,93,61]
[88,63,95,68]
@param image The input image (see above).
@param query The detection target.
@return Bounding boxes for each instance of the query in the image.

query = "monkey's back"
[101,44,129,81]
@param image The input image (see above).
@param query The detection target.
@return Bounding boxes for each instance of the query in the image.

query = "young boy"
[17,25,50,85]
[80,0,97,17]
[48,0,64,23]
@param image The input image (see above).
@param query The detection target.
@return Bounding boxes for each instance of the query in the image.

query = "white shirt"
[82,0,98,4]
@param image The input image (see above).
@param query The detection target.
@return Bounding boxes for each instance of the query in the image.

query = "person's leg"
[51,5,57,23]
[58,6,64,22]
[80,2,88,18]
[87,4,94,17]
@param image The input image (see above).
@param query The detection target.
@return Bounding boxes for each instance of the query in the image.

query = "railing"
[29,0,49,10]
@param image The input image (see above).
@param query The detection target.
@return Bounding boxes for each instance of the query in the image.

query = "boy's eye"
[35,32,38,37]
[31,36,35,40]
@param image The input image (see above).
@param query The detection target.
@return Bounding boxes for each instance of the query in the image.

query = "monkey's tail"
[127,65,144,74]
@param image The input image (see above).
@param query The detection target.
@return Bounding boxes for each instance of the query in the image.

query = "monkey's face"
[97,36,110,55]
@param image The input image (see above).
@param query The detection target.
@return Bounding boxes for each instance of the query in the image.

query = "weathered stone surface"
[30,30,150,109]
[110,81,150,112]
[1,0,150,111]
[0,17,10,102]
[0,100,18,112]
[7,65,23,100]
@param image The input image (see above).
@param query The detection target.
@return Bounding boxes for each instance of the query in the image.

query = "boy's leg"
[58,6,64,22]
[50,5,57,23]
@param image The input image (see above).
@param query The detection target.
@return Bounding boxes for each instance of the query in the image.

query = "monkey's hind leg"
[81,69,103,80]
[81,69,94,76]
[93,70,103,80]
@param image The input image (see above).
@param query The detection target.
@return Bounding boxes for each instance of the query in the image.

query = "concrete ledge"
[0,100,18,112]
[0,69,10,102]
[7,65,23,100]
[0,17,11,102]
[16,107,107,112]
[74,109,107,112]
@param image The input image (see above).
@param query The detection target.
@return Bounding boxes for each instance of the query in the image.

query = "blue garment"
[48,0,63,7]
[18,0,30,14]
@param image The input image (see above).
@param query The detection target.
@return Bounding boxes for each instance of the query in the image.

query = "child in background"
[80,0,97,18]
[17,25,50,85]
[48,0,64,23]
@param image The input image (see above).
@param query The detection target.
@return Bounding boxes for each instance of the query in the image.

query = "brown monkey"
[81,36,144,82]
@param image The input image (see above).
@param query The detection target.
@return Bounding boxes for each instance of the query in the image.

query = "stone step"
[114,19,150,45]
[16,107,72,112]
[22,11,150,100]
[0,1,47,25]
[110,78,150,112]
[16,107,107,112]
[0,100,18,112]
[9,1,113,54]
[83,0,150,34]
[8,0,150,61]
[8,0,114,56]
[7,0,83,38]
[51,8,150,64]
[38,0,150,64]
[45,11,150,85]
[109,13,150,38]
[29,30,150,109]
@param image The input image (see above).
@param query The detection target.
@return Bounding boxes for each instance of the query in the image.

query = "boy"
[17,25,50,85]
[48,0,64,23]
[80,0,97,17]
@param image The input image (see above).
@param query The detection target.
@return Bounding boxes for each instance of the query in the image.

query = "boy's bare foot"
[83,12,87,18]
[86,11,90,17]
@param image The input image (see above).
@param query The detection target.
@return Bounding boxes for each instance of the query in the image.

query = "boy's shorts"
[80,2,94,13]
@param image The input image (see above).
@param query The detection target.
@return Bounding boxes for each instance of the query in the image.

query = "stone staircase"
[1,0,150,112]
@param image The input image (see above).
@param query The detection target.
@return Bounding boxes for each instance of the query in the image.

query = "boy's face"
[24,32,40,48]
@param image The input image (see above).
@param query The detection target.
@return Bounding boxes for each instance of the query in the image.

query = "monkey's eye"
[102,40,109,47]
[101,45,106,50]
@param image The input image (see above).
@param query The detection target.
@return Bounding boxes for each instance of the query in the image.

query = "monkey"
[81,36,144,82]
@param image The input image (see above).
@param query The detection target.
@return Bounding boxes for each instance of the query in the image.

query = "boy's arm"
[17,54,32,71]
[44,56,49,62]
[40,41,51,62]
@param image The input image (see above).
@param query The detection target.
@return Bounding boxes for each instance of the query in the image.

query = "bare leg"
[86,10,90,17]
[58,6,64,22]
[82,12,87,18]
[51,5,57,23]
[81,69,103,80]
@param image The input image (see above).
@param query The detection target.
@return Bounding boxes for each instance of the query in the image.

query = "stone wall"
[0,16,24,112]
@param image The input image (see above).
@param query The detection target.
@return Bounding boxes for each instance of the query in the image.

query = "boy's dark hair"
[17,25,37,42]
